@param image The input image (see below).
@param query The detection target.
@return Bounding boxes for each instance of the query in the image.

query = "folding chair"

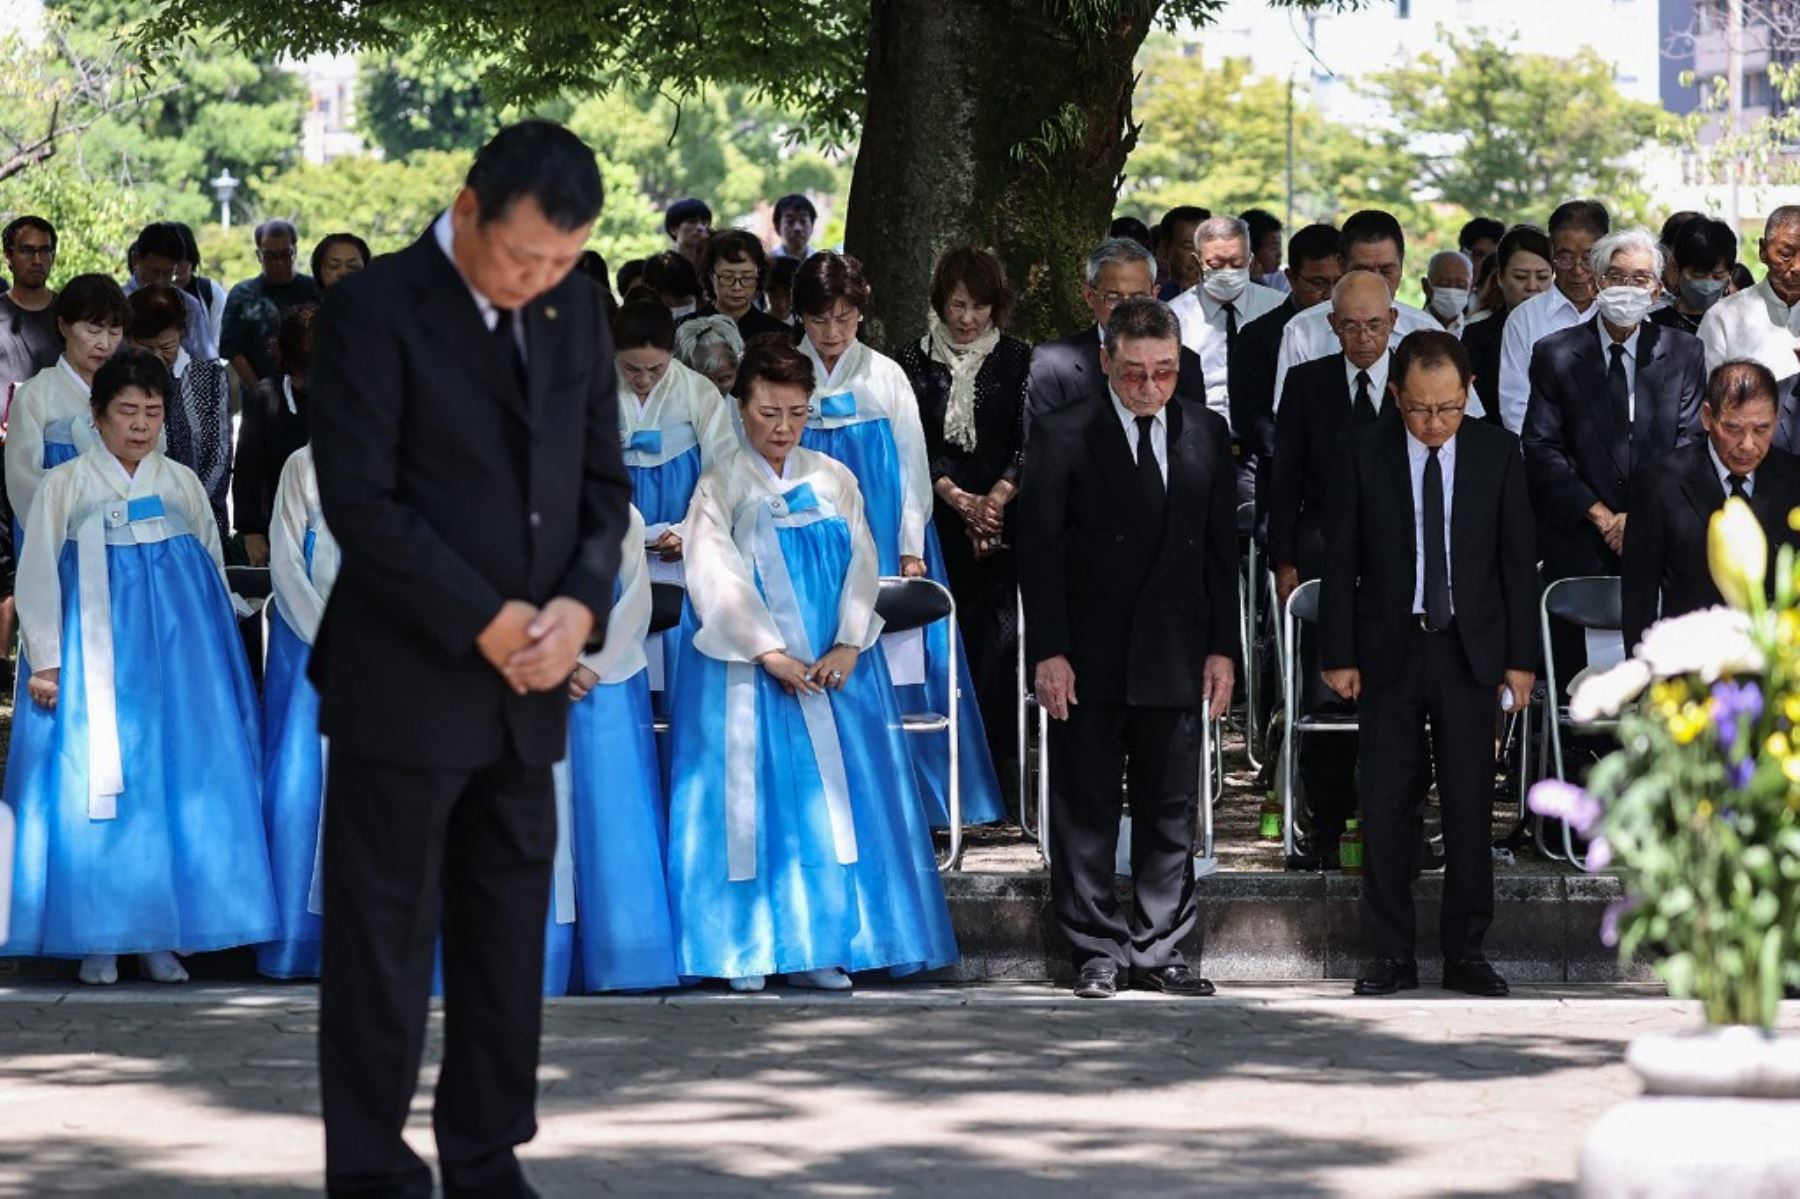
[1237,501,1266,770]
[647,580,685,736]
[1279,578,1359,867]
[874,576,964,872]
[226,564,273,678]
[1538,575,1623,867]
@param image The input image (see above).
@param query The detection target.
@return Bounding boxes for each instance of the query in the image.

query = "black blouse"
[1461,307,1508,425]
[895,333,1031,494]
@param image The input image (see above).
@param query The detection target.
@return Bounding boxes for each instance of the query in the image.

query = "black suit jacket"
[1621,440,1800,649]
[1227,296,1298,466]
[1019,391,1241,708]
[1772,370,1800,453]
[1461,306,1507,426]
[1024,325,1207,443]
[1521,319,1705,576]
[1266,351,1385,577]
[1321,417,1538,688]
[308,230,633,768]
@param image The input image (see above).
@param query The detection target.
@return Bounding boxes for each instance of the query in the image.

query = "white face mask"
[1596,285,1655,327]
[1427,286,1470,320]
[670,301,697,320]
[1201,266,1249,303]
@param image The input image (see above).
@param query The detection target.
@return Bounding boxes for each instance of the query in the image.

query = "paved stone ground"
[3,981,1791,1198]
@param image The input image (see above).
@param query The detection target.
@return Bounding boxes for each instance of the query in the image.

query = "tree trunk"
[844,0,1159,350]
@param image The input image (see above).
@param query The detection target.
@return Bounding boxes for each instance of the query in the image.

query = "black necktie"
[1423,446,1452,631]
[1222,301,1239,353]
[1135,414,1165,513]
[1353,370,1378,425]
[1607,343,1630,436]
[1729,473,1750,499]
[493,306,526,394]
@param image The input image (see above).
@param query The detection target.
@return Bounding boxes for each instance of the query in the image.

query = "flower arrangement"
[1530,498,1800,1028]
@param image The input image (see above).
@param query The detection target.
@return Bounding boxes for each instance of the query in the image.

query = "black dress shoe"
[1442,959,1509,997]
[1353,958,1420,995]
[1127,964,1216,996]
[1073,963,1119,999]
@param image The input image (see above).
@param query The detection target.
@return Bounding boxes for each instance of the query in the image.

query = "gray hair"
[1427,250,1473,280]
[1767,205,1800,237]
[1588,227,1665,281]
[675,314,743,374]
[1084,236,1155,287]
[1102,296,1180,356]
[1193,215,1251,254]
[254,218,298,247]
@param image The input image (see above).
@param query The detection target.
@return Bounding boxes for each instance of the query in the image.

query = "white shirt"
[281,375,300,416]
[1273,299,1443,415]
[1169,280,1285,428]
[1110,388,1168,484]
[1597,320,1643,424]
[1708,438,1755,498]
[1498,286,1599,433]
[1698,276,1800,379]
[1406,428,1456,616]
[432,210,526,361]
[1345,353,1391,415]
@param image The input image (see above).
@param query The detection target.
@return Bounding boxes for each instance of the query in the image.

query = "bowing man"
[1623,360,1800,650]
[1019,297,1239,1001]
[1321,331,1537,999]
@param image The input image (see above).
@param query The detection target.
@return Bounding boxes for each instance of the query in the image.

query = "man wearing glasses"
[221,218,321,388]
[1,217,60,399]
[1496,199,1611,433]
[1698,205,1800,381]
[1320,330,1537,999]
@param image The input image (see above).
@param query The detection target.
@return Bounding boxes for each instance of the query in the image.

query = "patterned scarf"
[923,310,1000,453]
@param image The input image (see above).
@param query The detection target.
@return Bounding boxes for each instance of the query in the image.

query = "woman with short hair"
[127,284,234,543]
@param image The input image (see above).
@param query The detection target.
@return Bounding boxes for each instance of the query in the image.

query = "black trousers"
[1358,625,1496,964]
[934,506,1019,799]
[1296,618,1360,844]
[1047,701,1199,971]
[319,745,555,1199]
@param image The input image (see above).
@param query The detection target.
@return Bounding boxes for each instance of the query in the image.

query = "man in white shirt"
[1422,250,1473,335]
[1168,215,1285,430]
[1272,210,1441,413]
[1697,206,1800,379]
[1496,199,1611,433]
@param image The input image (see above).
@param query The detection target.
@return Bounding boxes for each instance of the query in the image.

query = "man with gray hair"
[1421,250,1473,334]
[221,217,321,387]
[1698,206,1800,379]
[1522,225,1705,672]
[1020,295,1239,1001]
[1168,215,1284,431]
[1024,236,1207,439]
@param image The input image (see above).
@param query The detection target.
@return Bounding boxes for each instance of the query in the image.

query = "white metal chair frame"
[1538,575,1624,868]
[875,575,964,873]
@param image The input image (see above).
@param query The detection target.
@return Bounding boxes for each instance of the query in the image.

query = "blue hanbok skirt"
[800,420,1005,828]
[10,426,79,550]
[255,601,325,978]
[630,446,702,729]
[666,513,958,980]
[2,535,278,957]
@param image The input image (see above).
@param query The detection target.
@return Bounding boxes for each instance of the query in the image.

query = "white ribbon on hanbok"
[307,737,331,916]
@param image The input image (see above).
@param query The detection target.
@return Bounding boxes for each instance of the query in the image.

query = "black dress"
[895,333,1030,791]
[233,376,309,541]
[1461,306,1509,425]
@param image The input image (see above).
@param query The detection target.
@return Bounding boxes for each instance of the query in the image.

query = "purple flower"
[1600,895,1640,948]
[1529,779,1603,837]
[1712,679,1763,752]
[1729,757,1756,789]
[1584,835,1613,873]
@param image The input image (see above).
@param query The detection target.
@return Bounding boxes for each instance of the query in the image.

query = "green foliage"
[1661,61,1800,191]
[356,41,502,160]
[0,157,152,281]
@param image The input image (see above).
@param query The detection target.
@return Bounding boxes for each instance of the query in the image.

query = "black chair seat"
[648,581,685,635]
[226,565,272,600]
[1544,576,1623,630]
[875,577,952,634]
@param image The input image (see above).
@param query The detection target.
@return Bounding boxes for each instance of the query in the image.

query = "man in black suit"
[1772,367,1800,451]
[309,121,632,1197]
[1624,360,1800,649]
[1266,271,1394,864]
[1321,331,1537,998]
[1025,236,1208,439]
[1020,297,1240,1001]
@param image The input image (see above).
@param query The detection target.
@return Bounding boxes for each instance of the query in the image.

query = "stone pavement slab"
[0,982,1791,1198]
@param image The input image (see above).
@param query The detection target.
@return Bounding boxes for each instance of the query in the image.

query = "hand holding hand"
[900,555,927,579]
[27,667,58,710]
[758,649,820,695]
[808,644,858,691]
[243,534,270,568]
[568,664,599,702]
[503,597,596,694]
[650,530,684,562]
[478,601,540,691]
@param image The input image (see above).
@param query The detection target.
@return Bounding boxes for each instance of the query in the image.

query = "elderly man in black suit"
[1624,360,1800,649]
[1020,297,1240,1001]
[1772,367,1800,451]
[309,121,632,1197]
[1321,331,1537,999]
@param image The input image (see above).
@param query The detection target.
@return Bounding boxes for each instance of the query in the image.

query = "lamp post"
[210,169,240,231]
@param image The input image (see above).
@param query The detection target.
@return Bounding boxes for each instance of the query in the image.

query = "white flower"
[1570,658,1652,721]
[1634,606,1765,682]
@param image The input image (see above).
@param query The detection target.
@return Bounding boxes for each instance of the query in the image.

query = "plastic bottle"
[1340,819,1365,875]
[1258,791,1283,842]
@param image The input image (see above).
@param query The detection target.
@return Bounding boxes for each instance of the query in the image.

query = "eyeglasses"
[1402,402,1467,421]
[713,271,759,288]
[1118,366,1178,387]
[1094,291,1152,307]
[258,249,297,263]
[1601,271,1658,289]
[1551,251,1594,271]
[1333,319,1392,339]
[9,244,53,259]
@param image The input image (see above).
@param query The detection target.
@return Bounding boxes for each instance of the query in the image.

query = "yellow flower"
[1769,732,1792,758]
[1784,757,1800,784]
[1710,497,1768,610]
[1669,705,1709,744]
[1697,799,1715,821]
[1788,507,1800,533]
[1784,695,1800,725]
[1781,610,1800,646]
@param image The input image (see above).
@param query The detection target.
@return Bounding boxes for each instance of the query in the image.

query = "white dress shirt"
[1273,299,1443,415]
[1345,353,1391,414]
[1110,388,1168,484]
[1406,428,1456,615]
[1598,319,1643,423]
[1697,276,1800,379]
[432,210,526,361]
[1498,286,1598,433]
[1708,438,1756,497]
[1169,280,1285,428]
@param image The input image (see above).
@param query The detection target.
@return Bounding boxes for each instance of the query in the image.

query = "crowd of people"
[2,145,1800,1010]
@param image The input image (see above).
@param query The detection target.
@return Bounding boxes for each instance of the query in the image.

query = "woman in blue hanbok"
[615,296,735,718]
[544,503,681,994]
[666,337,957,992]
[2,349,277,985]
[255,442,337,978]
[792,252,1005,829]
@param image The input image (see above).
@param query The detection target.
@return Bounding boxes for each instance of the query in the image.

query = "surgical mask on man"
[1201,266,1249,303]
[1679,277,1726,312]
[1427,287,1470,321]
[1596,286,1655,327]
